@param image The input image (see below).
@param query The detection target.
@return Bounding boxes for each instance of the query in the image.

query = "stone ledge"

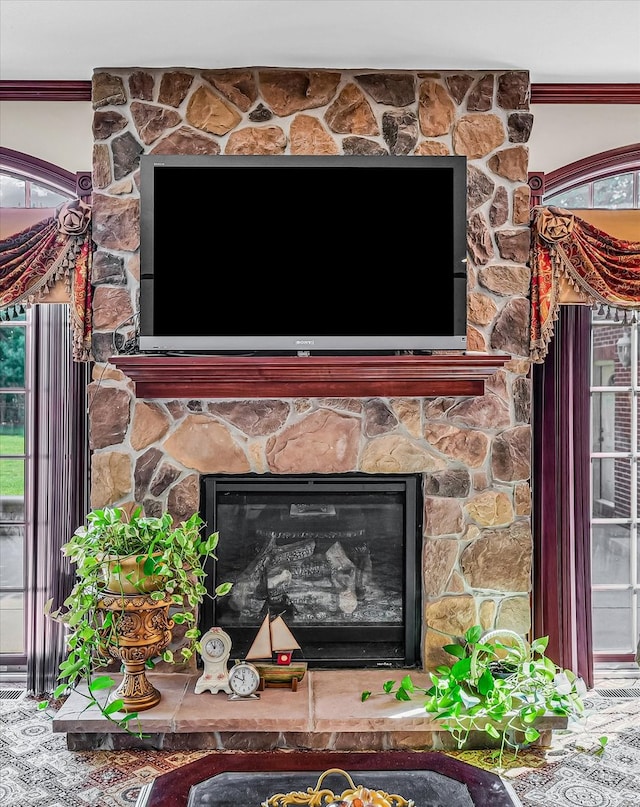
[52,669,568,751]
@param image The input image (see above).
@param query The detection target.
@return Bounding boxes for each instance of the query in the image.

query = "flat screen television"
[138,154,468,355]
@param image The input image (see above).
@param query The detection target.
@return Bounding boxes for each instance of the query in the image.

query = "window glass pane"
[0,326,26,387]
[592,524,630,584]
[591,457,614,515]
[30,183,68,209]
[613,329,633,378]
[0,522,24,587]
[0,393,25,453]
[592,325,628,380]
[612,458,633,519]
[0,458,24,500]
[0,592,24,654]
[593,173,634,208]
[592,591,637,653]
[591,309,618,325]
[545,186,590,208]
[592,458,632,518]
[592,391,633,452]
[0,174,26,207]
[591,589,633,652]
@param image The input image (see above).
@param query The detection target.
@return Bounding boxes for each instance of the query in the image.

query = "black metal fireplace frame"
[199,473,422,669]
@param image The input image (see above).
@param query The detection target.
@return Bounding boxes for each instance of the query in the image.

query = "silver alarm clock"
[228,660,261,700]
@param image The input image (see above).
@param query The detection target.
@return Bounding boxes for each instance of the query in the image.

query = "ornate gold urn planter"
[97,591,174,712]
[102,552,166,595]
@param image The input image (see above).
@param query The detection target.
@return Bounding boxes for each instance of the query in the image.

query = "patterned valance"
[530,206,640,363]
[0,199,92,361]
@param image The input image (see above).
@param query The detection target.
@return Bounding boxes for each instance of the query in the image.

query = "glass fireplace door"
[200,474,421,668]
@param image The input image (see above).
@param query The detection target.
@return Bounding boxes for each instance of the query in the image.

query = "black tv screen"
[138,154,468,354]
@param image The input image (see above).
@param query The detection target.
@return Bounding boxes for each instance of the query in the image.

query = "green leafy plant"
[362,625,589,767]
[41,506,232,735]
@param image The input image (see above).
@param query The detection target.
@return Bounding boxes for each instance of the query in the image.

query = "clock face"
[205,637,226,658]
[229,662,261,696]
[200,628,232,663]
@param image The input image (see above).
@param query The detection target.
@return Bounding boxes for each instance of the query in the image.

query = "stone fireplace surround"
[58,349,534,750]
[77,65,535,749]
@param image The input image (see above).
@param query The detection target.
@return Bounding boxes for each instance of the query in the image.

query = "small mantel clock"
[194,627,233,695]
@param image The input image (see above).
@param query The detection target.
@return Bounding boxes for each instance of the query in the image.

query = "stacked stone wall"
[89,67,533,670]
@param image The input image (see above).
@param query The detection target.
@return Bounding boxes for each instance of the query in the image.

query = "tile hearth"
[52,669,567,751]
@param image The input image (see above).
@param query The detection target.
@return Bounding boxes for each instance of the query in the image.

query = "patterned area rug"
[450,691,640,807]
[0,691,638,807]
[0,696,209,807]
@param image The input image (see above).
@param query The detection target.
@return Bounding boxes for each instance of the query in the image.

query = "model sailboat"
[245,613,307,691]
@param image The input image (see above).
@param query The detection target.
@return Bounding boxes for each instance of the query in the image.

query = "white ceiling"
[1,0,639,84]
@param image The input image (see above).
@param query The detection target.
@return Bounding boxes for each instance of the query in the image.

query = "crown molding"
[1,80,639,104]
[530,83,640,104]
[0,81,92,101]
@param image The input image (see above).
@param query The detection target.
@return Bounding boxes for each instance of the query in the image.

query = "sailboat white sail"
[246,614,301,665]
[245,613,307,690]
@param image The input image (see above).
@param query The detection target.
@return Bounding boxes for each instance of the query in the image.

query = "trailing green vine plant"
[362,625,597,768]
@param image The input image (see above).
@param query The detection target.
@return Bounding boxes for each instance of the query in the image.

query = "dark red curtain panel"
[25,305,90,696]
[532,305,593,688]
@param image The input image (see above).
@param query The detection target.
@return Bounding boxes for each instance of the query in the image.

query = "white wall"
[1,99,638,178]
[0,102,93,174]
[529,104,640,174]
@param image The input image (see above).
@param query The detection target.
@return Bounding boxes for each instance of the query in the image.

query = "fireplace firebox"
[200,474,422,668]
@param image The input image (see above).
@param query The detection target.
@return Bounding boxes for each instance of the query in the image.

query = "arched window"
[0,171,71,208]
[543,144,640,670]
[544,144,640,209]
[0,149,90,691]
[0,146,77,205]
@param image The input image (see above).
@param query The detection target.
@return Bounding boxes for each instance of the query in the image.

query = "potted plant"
[41,506,232,736]
[362,625,594,767]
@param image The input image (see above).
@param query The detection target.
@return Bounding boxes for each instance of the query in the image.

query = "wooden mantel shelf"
[111,353,511,399]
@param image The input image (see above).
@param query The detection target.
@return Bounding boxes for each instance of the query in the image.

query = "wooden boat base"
[259,676,299,692]
[253,661,308,692]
